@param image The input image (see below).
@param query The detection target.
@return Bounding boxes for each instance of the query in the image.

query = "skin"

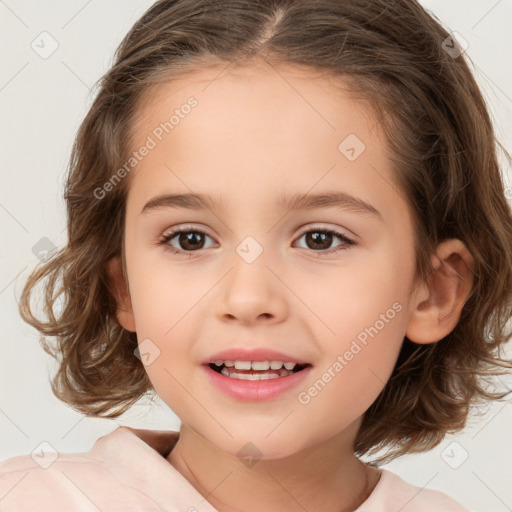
[107,58,474,512]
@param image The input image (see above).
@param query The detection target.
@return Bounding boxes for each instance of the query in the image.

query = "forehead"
[130,59,378,155]
[124,59,405,223]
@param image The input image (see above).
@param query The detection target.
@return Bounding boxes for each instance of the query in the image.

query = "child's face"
[120,60,420,457]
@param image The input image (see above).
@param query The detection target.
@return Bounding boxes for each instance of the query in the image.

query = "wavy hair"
[19,0,512,464]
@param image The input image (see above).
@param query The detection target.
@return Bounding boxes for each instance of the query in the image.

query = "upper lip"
[202,348,310,365]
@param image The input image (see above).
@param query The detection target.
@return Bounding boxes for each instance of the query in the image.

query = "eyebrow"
[140,191,382,219]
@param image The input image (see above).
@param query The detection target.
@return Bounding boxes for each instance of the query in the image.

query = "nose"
[216,252,289,326]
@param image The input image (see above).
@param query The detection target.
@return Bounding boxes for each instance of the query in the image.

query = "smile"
[208,360,309,380]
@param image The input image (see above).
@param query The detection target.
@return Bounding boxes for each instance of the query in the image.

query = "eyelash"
[157,226,355,257]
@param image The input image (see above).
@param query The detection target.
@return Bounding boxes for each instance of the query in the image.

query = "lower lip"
[202,364,313,402]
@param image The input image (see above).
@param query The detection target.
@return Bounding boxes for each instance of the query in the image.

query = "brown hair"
[19,0,512,464]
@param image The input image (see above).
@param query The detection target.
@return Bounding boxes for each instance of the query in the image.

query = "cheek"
[292,248,411,413]
[295,246,412,340]
[124,254,208,395]
[126,248,207,336]
[295,303,407,442]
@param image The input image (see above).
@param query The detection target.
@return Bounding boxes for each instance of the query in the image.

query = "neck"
[166,424,381,512]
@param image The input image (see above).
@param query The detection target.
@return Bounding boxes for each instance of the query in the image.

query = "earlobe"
[106,256,137,332]
[406,239,474,344]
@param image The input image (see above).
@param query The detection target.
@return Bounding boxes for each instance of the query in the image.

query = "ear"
[406,239,474,344]
[106,256,137,332]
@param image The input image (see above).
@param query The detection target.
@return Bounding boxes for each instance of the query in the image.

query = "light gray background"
[1,1,511,510]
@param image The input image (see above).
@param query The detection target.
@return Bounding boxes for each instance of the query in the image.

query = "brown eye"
[159,229,215,253]
[305,231,334,250]
[175,231,206,251]
[294,228,354,254]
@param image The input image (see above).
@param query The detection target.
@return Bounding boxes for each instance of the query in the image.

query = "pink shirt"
[0,427,470,511]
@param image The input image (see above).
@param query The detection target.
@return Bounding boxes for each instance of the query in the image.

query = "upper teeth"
[214,360,296,371]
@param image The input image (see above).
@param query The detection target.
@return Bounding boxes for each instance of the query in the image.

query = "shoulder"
[0,428,164,512]
[356,469,471,512]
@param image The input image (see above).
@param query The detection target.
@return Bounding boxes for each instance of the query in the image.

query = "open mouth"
[208,361,311,381]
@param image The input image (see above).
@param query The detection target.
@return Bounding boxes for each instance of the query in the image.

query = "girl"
[2,0,511,510]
